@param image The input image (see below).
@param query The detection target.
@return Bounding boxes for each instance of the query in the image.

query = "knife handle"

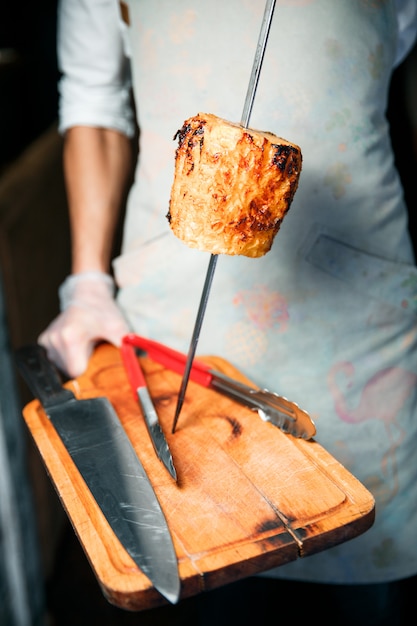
[15,343,75,409]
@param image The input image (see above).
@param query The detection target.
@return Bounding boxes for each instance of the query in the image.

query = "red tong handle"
[122,333,213,388]
[120,340,148,400]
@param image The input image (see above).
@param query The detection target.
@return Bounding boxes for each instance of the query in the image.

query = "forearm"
[63,125,133,274]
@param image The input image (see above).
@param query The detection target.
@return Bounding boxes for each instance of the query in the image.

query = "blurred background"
[0,2,68,625]
[0,2,416,625]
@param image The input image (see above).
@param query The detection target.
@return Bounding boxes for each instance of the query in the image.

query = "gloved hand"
[38,271,130,378]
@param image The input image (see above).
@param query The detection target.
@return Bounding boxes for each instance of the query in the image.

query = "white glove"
[38,272,130,378]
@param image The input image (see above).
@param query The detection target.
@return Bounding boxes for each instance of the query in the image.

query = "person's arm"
[38,0,136,377]
[38,125,133,377]
[64,125,132,274]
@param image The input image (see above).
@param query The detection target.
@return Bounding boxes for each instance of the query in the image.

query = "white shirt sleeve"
[57,0,135,137]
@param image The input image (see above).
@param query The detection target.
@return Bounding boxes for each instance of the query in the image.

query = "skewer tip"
[171,401,182,434]
[171,402,182,433]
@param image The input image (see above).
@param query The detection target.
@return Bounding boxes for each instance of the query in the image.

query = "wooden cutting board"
[21,343,375,611]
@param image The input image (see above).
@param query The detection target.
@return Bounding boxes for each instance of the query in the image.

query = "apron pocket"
[304,231,417,317]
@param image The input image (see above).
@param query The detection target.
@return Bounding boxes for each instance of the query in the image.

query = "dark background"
[0,0,59,173]
[0,2,416,624]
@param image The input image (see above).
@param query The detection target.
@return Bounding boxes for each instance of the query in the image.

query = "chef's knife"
[172,0,277,432]
[15,344,181,604]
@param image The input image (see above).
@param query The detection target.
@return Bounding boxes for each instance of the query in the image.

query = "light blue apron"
[114,0,417,583]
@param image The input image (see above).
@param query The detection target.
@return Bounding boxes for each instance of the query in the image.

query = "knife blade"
[15,344,181,604]
[172,0,277,432]
[121,341,177,480]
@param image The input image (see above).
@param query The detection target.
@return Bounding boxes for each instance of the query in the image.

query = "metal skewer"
[241,0,276,129]
[172,0,277,433]
[171,254,217,433]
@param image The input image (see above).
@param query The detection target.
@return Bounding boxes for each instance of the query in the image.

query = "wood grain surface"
[21,343,375,611]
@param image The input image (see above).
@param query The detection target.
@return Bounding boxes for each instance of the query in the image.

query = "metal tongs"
[122,334,316,441]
